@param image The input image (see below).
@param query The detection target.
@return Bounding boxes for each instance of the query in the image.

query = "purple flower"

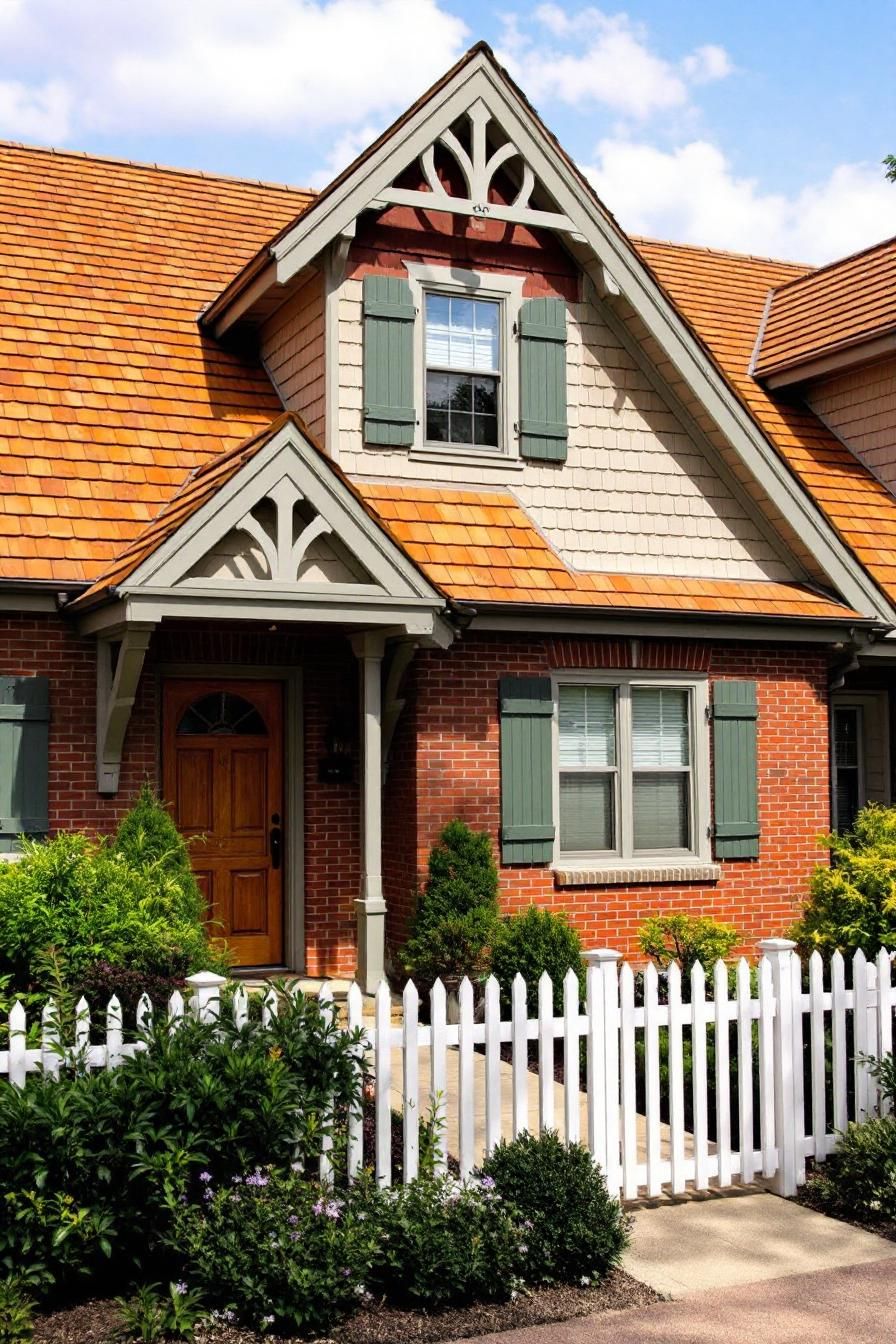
[199,1171,213,1184]
[231,1175,242,1185]
[173,1282,188,1296]
[312,1199,325,1216]
[341,1267,351,1278]
[479,1175,496,1190]
[288,1214,299,1226]
[246,1170,270,1188]
[325,1199,343,1220]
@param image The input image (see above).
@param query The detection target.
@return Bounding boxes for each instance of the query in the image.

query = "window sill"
[553,861,722,888]
[409,448,524,472]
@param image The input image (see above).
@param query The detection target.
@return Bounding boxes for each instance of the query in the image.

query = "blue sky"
[0,0,893,262]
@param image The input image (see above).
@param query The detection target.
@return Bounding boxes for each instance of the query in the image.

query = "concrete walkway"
[622,1187,896,1297]
[462,1259,896,1343]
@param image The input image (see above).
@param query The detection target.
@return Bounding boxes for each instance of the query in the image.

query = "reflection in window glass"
[177,692,266,736]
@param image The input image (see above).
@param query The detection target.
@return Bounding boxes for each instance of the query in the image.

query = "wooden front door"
[163,679,285,967]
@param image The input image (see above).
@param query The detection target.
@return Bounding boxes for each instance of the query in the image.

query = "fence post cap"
[757,938,797,953]
[582,948,623,965]
[185,970,228,988]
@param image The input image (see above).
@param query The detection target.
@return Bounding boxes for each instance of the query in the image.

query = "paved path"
[622,1187,896,1296]
[460,1259,896,1343]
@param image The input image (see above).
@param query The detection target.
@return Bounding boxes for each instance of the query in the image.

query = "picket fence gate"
[1,940,894,1200]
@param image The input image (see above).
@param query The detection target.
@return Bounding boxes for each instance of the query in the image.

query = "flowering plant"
[358,1173,528,1309]
[171,1169,380,1335]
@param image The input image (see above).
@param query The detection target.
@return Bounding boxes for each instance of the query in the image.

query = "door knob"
[270,813,282,870]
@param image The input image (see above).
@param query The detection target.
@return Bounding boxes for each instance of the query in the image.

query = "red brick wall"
[0,612,157,832]
[1,614,361,978]
[391,633,831,961]
[4,614,832,973]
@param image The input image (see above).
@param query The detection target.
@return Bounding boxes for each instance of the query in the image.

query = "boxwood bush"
[480,1130,628,1285]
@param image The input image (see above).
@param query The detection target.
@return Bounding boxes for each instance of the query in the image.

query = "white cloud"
[0,78,71,142]
[0,0,468,141]
[681,44,732,85]
[307,123,383,189]
[586,138,896,264]
[498,6,732,120]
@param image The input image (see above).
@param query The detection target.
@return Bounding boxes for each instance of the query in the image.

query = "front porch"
[68,416,454,990]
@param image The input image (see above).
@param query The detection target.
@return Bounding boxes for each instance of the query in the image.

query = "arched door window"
[176,691,267,736]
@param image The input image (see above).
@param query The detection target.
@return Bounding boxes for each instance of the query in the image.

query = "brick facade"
[3,613,832,976]
[382,633,832,962]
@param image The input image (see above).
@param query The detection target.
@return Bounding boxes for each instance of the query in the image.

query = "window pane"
[425,293,499,372]
[473,414,498,446]
[425,370,450,410]
[559,685,616,768]
[425,294,451,366]
[836,769,861,832]
[472,376,497,416]
[560,773,614,851]
[426,409,449,441]
[633,773,689,850]
[833,708,860,769]
[451,410,473,444]
[632,688,689,767]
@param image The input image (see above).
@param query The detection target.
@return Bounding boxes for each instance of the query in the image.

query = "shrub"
[792,805,896,957]
[402,821,500,986]
[480,1131,628,1285]
[638,913,738,976]
[363,1175,526,1309]
[809,1115,896,1225]
[0,789,226,1000]
[491,906,583,1014]
[0,1277,33,1344]
[0,988,364,1300]
[173,1172,381,1336]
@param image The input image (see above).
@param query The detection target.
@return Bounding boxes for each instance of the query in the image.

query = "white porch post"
[352,632,387,994]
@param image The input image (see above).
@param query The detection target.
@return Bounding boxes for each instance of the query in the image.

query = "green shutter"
[499,675,554,864]
[518,296,568,462]
[362,274,416,446]
[712,680,759,859]
[0,675,50,854]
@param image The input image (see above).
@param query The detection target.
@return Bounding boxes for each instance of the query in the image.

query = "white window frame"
[552,670,712,872]
[405,263,523,464]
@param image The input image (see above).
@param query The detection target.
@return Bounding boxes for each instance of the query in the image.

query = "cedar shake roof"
[637,238,896,605]
[753,235,896,378]
[0,141,311,582]
[354,483,860,620]
[0,133,891,624]
[76,426,861,622]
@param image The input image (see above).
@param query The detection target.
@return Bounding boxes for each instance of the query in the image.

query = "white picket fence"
[2,942,894,1200]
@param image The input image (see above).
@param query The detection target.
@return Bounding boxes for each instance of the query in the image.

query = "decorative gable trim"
[77,419,451,646]
[207,45,894,624]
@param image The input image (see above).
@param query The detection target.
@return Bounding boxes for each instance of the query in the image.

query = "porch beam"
[96,624,154,794]
[351,631,388,993]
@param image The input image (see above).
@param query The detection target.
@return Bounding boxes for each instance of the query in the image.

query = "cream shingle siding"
[259,272,326,442]
[808,358,896,493]
[334,275,798,581]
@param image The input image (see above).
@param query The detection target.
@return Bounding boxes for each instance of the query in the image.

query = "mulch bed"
[34,1271,662,1344]
[794,1172,896,1243]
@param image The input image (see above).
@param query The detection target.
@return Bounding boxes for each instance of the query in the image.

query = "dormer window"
[424,294,500,450]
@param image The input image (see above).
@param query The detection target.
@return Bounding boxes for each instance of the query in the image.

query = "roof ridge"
[768,230,896,295]
[632,233,813,271]
[0,137,317,197]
